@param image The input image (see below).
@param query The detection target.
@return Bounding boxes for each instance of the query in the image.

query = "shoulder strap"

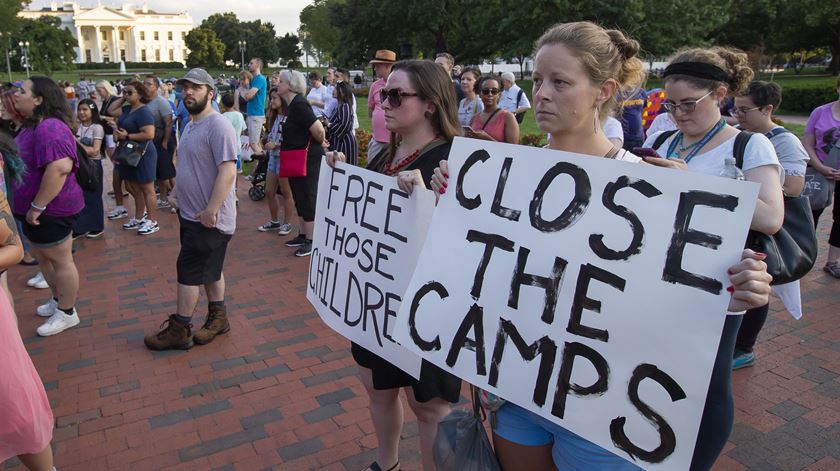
[652,130,677,151]
[764,127,792,139]
[516,88,523,107]
[733,131,754,169]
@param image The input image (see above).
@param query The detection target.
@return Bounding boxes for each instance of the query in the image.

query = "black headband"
[663,62,729,83]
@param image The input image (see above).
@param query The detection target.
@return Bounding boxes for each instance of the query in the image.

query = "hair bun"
[606,30,639,60]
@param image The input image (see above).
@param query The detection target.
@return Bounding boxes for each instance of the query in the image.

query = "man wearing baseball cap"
[144,68,239,351]
[367,49,396,161]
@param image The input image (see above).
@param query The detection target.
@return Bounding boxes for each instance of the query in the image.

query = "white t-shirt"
[458,97,484,127]
[644,130,783,182]
[603,117,624,143]
[499,84,531,113]
[307,85,332,118]
[767,127,809,177]
[646,112,677,136]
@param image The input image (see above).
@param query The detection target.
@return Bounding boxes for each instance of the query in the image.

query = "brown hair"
[460,67,482,93]
[664,47,754,96]
[125,80,152,104]
[534,21,646,120]
[239,70,253,82]
[308,71,322,82]
[383,60,461,159]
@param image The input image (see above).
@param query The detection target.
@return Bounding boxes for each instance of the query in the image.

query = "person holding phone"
[466,76,519,144]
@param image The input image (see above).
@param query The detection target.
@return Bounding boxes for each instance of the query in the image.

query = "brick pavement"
[3,165,839,471]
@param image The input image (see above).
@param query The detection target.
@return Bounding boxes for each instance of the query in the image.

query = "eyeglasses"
[380,88,419,107]
[123,90,134,96]
[731,106,761,116]
[481,88,500,96]
[661,90,714,114]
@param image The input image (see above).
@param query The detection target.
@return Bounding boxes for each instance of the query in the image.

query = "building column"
[113,26,121,62]
[75,26,85,63]
[93,25,102,63]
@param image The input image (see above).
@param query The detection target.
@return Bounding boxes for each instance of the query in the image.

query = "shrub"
[353,87,370,97]
[779,84,837,113]
[356,128,372,167]
[76,61,186,70]
[520,133,546,147]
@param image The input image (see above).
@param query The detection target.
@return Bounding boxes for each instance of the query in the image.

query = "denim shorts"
[494,403,643,471]
[267,153,280,175]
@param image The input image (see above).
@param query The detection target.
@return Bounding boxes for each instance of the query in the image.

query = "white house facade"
[18,1,193,64]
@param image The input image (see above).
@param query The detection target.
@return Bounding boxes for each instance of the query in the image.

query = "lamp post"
[0,32,11,82]
[238,40,246,71]
[18,41,30,78]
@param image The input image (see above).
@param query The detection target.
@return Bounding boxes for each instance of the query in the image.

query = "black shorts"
[155,141,176,180]
[176,216,232,286]
[16,213,79,247]
[288,152,322,222]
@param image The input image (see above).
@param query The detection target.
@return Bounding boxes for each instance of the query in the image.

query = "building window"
[141,50,147,61]
[181,32,186,41]
[140,31,145,41]
[119,31,125,41]
[83,31,89,41]
[85,50,92,63]
[168,32,173,41]
[169,49,174,61]
[155,50,160,61]
[154,31,159,41]
[101,30,107,41]
[121,49,126,60]
[183,49,188,60]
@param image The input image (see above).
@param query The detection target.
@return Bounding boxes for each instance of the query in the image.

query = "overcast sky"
[28,0,312,36]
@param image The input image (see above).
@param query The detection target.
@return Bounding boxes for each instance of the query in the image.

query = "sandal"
[824,262,840,279]
[363,462,400,471]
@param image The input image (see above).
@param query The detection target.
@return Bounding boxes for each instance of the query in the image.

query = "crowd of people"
[1,17,839,471]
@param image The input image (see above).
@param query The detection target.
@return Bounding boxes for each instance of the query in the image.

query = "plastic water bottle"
[720,157,745,180]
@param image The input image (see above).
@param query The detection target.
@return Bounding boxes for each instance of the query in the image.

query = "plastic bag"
[433,387,502,471]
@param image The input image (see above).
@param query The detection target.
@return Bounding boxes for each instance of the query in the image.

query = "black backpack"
[75,142,98,192]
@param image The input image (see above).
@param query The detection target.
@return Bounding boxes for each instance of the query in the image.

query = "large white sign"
[394,138,760,469]
[307,159,432,378]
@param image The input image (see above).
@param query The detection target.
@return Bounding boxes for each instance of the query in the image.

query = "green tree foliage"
[185,27,225,68]
[202,13,243,66]
[0,0,26,34]
[299,0,341,63]
[277,33,302,67]
[16,17,76,76]
[200,13,284,67]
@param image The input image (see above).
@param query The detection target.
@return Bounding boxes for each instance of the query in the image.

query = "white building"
[18,1,193,64]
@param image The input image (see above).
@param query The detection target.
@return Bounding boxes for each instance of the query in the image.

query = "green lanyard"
[667,119,726,162]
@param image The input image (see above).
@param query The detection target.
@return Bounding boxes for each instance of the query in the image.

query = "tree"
[16,16,76,76]
[185,27,225,68]
[299,0,341,64]
[0,0,26,34]
[276,33,302,67]
[243,20,281,65]
[201,13,247,66]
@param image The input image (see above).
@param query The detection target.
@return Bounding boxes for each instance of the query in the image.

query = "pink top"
[471,109,508,143]
[805,102,840,165]
[369,78,389,143]
[0,287,54,461]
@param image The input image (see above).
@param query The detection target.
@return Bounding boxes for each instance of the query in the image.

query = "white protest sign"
[307,158,432,378]
[394,137,759,470]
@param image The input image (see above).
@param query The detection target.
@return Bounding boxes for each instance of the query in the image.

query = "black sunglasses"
[481,88,500,96]
[380,88,419,108]
[123,90,134,96]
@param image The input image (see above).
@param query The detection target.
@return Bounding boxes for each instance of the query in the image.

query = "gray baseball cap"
[177,68,215,90]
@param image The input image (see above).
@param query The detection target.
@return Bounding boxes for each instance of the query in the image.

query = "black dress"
[351,140,462,403]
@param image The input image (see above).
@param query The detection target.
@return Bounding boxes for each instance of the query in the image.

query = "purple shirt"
[805,102,840,165]
[13,118,83,217]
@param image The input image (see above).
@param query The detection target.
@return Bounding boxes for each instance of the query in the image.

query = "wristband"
[30,201,47,211]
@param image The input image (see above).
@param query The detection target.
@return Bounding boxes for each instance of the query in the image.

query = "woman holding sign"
[407,22,777,471]
[329,59,462,471]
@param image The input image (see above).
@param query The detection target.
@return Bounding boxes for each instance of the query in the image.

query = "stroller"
[248,153,268,201]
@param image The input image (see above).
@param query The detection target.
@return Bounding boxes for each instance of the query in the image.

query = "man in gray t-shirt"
[144,68,239,352]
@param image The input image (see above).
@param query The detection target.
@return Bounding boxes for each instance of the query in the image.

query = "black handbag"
[112,140,148,168]
[734,132,818,285]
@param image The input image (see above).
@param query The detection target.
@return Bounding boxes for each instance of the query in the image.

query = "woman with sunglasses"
[465,76,520,144]
[72,99,106,239]
[329,59,463,471]
[275,69,326,257]
[111,81,160,236]
[13,77,85,337]
[730,81,809,370]
[409,23,775,471]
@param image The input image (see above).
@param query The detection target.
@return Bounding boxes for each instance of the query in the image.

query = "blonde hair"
[239,70,253,82]
[95,80,116,97]
[534,21,646,120]
[665,47,754,96]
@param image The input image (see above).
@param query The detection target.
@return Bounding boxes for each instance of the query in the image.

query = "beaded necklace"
[382,138,442,175]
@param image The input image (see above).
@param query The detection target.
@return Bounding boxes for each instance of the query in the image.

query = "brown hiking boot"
[144,315,193,350]
[194,304,230,345]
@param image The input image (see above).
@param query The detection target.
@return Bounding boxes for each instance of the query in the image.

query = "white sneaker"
[107,207,129,220]
[36,297,58,317]
[27,272,49,289]
[137,220,160,235]
[122,218,144,230]
[37,309,80,337]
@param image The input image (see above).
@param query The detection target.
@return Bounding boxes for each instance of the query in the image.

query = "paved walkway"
[3,167,839,471]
